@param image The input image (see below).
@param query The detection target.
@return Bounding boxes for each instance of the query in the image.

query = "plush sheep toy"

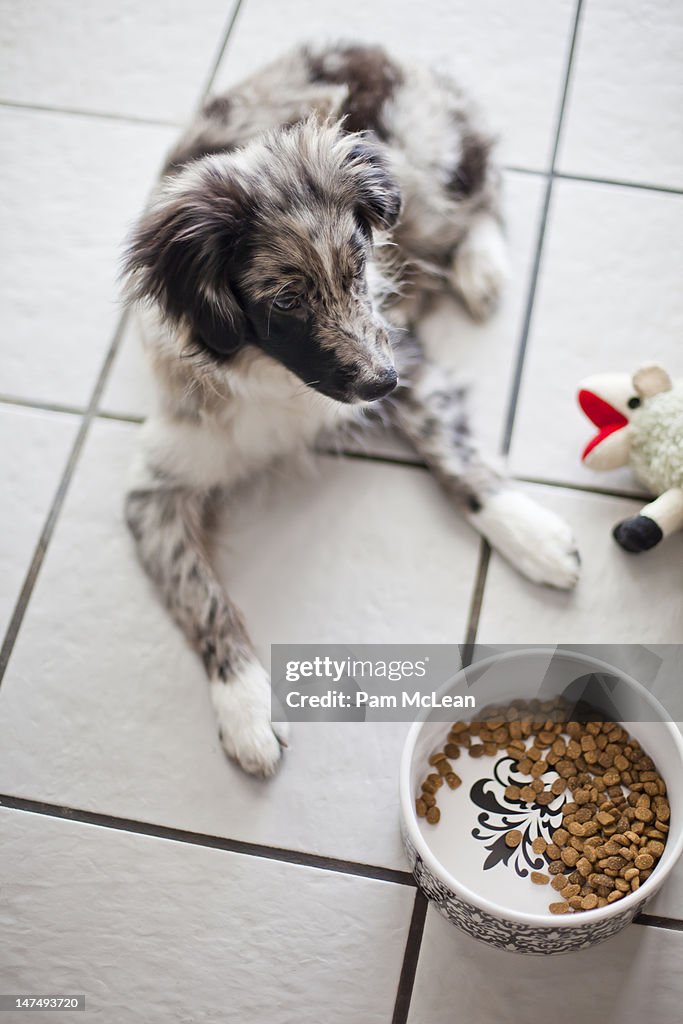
[578,364,683,553]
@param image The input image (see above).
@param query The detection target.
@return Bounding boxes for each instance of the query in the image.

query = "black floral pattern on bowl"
[470,754,565,876]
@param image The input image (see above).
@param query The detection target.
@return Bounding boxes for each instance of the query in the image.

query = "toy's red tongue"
[578,389,628,461]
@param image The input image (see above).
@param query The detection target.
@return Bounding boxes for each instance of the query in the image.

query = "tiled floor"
[1,2,682,1021]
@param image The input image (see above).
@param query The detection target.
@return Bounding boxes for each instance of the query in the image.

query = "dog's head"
[123,119,402,403]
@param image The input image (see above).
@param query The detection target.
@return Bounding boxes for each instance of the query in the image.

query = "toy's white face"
[578,373,636,471]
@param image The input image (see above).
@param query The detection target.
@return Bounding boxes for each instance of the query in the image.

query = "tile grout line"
[505,165,683,198]
[317,448,650,503]
[634,914,683,933]
[2,106,681,199]
[0,794,415,887]
[391,891,429,1024]
[0,393,654,504]
[515,474,649,502]
[194,0,245,107]
[500,0,585,458]
[0,379,658,508]
[458,0,587,668]
[0,394,87,418]
[1,795,680,933]
[0,0,246,684]
[461,542,492,660]
[94,409,147,426]
[0,97,182,128]
[554,170,683,197]
[318,446,427,471]
[388,6,587,1018]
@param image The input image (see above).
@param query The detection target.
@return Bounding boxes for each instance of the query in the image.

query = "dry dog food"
[417,699,670,914]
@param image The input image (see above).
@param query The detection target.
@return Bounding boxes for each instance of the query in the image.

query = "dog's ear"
[122,166,249,356]
[345,136,402,232]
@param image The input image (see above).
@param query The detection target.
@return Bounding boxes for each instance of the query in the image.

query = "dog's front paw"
[451,215,509,321]
[210,659,289,777]
[471,490,581,590]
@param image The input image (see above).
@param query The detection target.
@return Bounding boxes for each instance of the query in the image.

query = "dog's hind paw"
[471,490,581,590]
[211,660,289,777]
[451,214,509,321]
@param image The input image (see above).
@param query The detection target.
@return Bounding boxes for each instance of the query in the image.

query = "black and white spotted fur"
[123,44,580,776]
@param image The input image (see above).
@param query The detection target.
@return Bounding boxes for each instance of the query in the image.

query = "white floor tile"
[558,0,683,190]
[99,317,155,421]
[0,807,413,1023]
[101,170,545,467]
[509,179,683,491]
[0,405,79,641]
[408,905,683,1024]
[477,482,683,644]
[0,108,174,408]
[213,0,576,171]
[0,1,238,123]
[0,418,481,867]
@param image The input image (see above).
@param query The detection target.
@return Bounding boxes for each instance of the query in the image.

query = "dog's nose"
[356,366,398,402]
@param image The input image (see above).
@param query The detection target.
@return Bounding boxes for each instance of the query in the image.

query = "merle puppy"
[123,44,580,776]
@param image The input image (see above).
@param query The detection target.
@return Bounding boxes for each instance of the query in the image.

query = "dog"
[122,43,580,777]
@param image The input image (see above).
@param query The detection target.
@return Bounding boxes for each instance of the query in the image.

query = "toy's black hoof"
[613,515,663,553]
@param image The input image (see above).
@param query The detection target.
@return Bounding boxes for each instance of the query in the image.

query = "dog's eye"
[628,396,641,409]
[273,294,300,312]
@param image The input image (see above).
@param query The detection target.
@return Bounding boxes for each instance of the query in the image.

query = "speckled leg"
[390,362,580,589]
[125,487,288,775]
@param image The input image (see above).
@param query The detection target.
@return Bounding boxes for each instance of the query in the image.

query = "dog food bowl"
[399,648,683,954]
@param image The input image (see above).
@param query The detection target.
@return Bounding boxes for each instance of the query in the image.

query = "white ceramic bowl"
[399,648,683,954]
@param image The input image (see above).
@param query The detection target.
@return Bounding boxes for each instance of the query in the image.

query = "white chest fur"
[130,350,361,493]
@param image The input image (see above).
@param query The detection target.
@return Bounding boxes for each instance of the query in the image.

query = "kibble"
[535,790,554,806]
[426,805,440,825]
[415,701,669,912]
[549,901,571,915]
[561,847,579,868]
